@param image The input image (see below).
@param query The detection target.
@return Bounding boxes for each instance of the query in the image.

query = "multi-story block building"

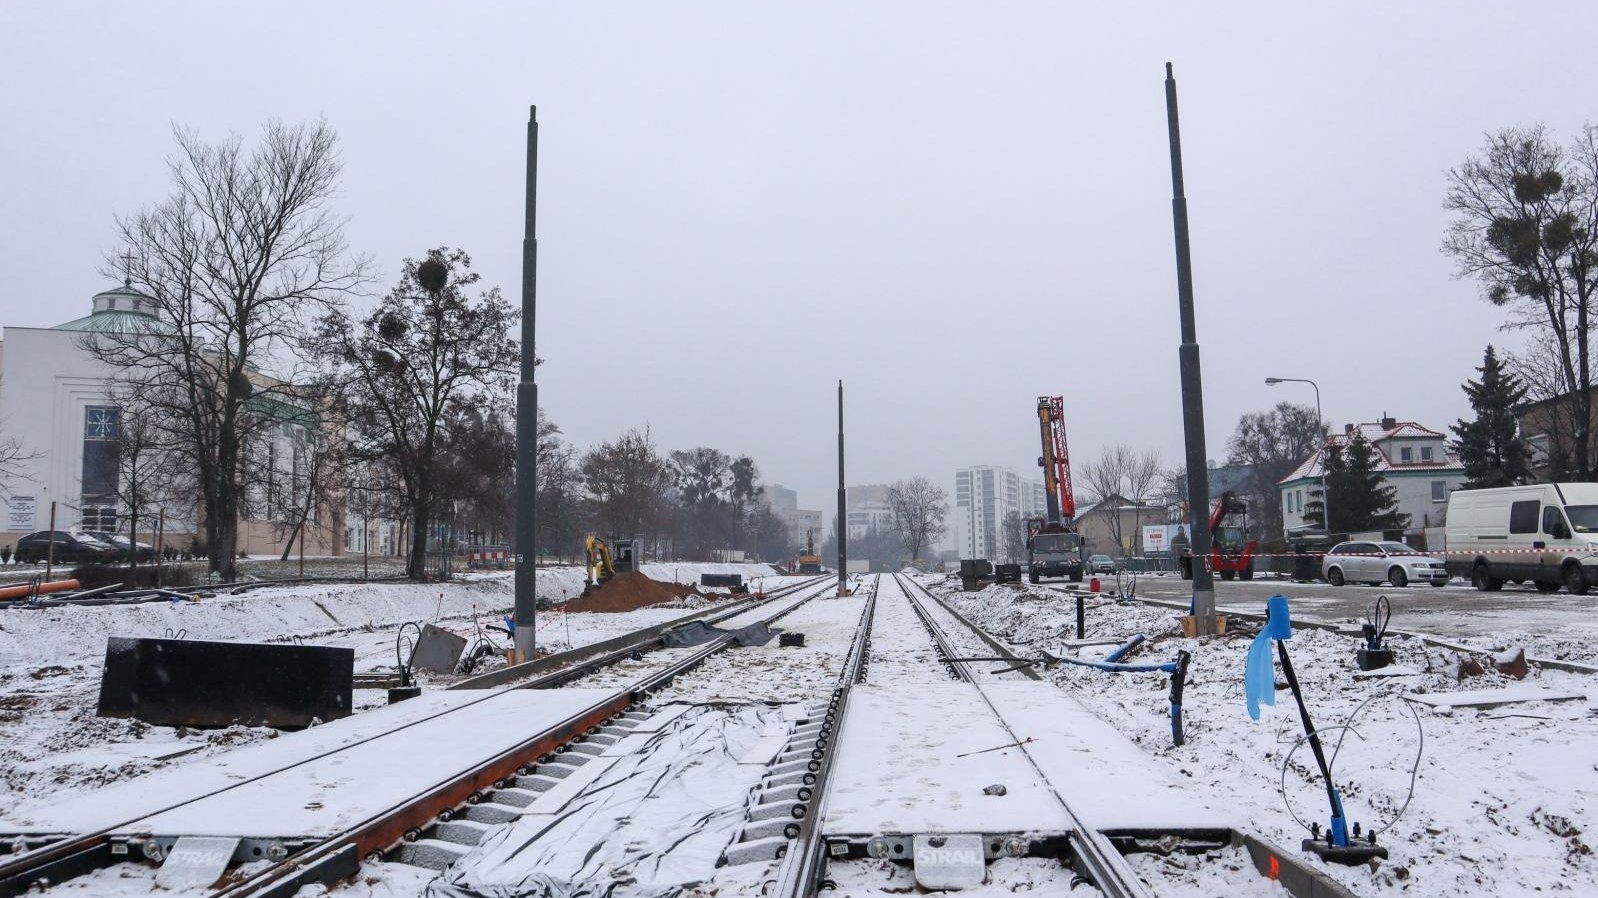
[953,465,1022,562]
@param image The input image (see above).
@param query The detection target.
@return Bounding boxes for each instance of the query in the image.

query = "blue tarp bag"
[1245,595,1291,720]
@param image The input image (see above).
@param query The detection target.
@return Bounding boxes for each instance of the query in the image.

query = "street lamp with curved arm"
[1265,377,1331,534]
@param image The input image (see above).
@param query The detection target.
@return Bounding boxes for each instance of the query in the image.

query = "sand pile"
[567,572,703,613]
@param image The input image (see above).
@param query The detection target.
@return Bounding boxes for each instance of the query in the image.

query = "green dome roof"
[52,283,173,334]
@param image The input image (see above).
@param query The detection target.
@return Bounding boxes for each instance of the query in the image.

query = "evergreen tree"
[1303,431,1408,533]
[1450,345,1530,488]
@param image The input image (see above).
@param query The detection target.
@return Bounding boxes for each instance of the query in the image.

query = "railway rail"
[2,572,1362,896]
[776,574,1357,898]
[0,575,835,897]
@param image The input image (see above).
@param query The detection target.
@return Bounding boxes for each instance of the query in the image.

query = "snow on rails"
[0,573,1365,897]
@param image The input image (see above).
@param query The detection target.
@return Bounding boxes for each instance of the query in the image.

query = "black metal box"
[97,636,354,729]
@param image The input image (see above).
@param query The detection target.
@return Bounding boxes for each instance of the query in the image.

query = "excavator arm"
[585,536,616,589]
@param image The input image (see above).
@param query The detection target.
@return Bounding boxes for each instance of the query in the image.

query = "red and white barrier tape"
[1205,548,1598,558]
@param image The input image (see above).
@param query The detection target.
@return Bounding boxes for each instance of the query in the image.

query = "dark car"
[103,534,156,563]
[14,530,121,564]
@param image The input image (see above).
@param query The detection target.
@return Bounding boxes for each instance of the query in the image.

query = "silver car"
[1323,541,1448,588]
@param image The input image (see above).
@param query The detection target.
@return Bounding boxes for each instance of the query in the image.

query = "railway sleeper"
[395,838,469,871]
[760,760,811,782]
[434,819,496,846]
[739,816,804,842]
[722,835,788,865]
[461,802,524,825]
[483,787,543,808]
[759,783,810,803]
[746,799,802,822]
[513,773,564,792]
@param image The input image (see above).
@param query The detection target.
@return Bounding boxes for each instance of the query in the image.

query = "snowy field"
[0,564,780,806]
[6,568,1592,896]
[935,575,1598,897]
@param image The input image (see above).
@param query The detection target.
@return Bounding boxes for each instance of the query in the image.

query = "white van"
[1444,483,1598,594]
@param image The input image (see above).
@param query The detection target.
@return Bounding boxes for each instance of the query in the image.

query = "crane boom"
[1037,396,1075,523]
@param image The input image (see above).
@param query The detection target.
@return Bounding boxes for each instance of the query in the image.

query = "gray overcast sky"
[3,2,1593,522]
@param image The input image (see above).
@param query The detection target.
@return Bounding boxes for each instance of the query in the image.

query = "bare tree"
[1000,510,1026,564]
[0,378,41,499]
[1444,124,1598,479]
[1078,444,1135,505]
[1225,402,1327,538]
[312,248,517,580]
[536,432,586,562]
[582,427,674,542]
[85,120,369,579]
[110,400,185,567]
[885,477,948,563]
[266,419,340,562]
[1125,448,1164,503]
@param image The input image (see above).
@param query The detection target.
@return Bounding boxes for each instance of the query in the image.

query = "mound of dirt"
[567,572,703,613]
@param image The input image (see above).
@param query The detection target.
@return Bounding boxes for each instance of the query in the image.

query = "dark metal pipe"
[514,106,539,661]
[1164,63,1216,632]
[1276,640,1345,832]
[837,380,847,595]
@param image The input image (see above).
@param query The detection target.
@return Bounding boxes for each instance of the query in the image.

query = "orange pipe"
[0,579,81,600]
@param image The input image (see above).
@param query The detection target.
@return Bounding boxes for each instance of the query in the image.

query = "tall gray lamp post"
[1265,377,1330,534]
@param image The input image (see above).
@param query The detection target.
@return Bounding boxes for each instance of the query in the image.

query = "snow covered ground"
[0,564,778,807]
[932,575,1598,897]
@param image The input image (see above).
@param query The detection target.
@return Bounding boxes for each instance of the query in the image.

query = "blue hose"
[1104,634,1147,663]
[1053,654,1177,674]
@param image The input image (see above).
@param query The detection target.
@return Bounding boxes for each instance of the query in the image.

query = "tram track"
[2,572,1361,897]
[0,575,835,897]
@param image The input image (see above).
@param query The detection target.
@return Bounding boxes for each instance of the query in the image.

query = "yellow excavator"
[584,536,640,594]
[797,529,823,575]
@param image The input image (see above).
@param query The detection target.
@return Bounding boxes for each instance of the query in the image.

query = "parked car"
[1322,541,1448,588]
[1087,554,1116,574]
[1444,482,1598,594]
[13,530,122,564]
[102,534,156,563]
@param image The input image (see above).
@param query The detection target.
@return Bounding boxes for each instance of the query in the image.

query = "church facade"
[0,282,349,558]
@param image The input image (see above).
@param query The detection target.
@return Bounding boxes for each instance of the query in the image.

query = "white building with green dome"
[0,281,355,558]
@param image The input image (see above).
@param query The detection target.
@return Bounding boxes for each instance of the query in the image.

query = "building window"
[81,406,121,506]
[1431,481,1446,502]
[1400,446,1413,462]
[80,505,118,534]
[1421,446,1433,462]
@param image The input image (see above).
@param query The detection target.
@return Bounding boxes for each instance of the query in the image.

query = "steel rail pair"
[895,573,1155,898]
[0,575,834,898]
[770,576,878,898]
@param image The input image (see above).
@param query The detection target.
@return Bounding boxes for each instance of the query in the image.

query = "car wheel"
[1239,568,1254,581]
[1430,580,1447,588]
[1069,573,1082,583]
[1389,567,1408,588]
[1472,563,1503,592]
[1028,573,1039,584]
[1535,580,1561,593]
[1327,567,1344,586]
[1563,563,1590,596]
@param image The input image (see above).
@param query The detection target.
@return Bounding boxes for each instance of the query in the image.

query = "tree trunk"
[278,517,304,562]
[407,499,430,580]
[217,515,239,582]
[1577,295,1592,479]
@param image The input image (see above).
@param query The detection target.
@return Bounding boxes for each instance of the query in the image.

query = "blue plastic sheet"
[1245,595,1292,721]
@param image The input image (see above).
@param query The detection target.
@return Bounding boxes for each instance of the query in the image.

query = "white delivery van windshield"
[1567,505,1598,533]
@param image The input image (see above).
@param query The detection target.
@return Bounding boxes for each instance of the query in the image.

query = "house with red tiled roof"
[1279,416,1465,536]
